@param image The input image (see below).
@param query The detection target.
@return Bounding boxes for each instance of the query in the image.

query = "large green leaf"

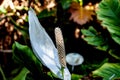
[12,42,55,79]
[81,26,120,60]
[12,42,43,78]
[96,0,120,44]
[81,26,109,51]
[93,63,120,80]
[13,67,29,80]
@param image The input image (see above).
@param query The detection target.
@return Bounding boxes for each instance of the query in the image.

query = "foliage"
[37,9,56,19]
[60,0,80,9]
[12,67,29,80]
[1,0,120,79]
[81,26,109,51]
[81,0,120,79]
[71,74,83,80]
[12,42,42,74]
[0,66,6,80]
[93,63,120,80]
[12,42,55,80]
[96,0,120,44]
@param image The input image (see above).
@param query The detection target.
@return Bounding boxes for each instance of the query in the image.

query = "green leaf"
[37,9,56,19]
[47,72,61,80]
[0,7,7,13]
[96,0,120,44]
[93,63,120,80]
[81,27,96,37]
[13,67,29,80]
[96,44,109,51]
[81,26,96,37]
[60,0,72,9]
[10,66,23,76]
[0,66,6,80]
[12,42,43,76]
[60,0,79,9]
[109,49,120,60]
[84,36,105,46]
[81,26,109,51]
[71,74,83,80]
[12,42,54,79]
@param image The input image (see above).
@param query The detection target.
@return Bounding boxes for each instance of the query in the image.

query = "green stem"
[61,67,64,79]
[50,72,55,80]
[0,66,7,80]
[79,0,83,6]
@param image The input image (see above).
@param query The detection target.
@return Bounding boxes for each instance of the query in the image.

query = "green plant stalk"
[61,67,64,79]
[49,72,54,80]
[0,66,7,80]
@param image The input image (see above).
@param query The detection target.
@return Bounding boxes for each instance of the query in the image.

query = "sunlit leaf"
[96,0,120,44]
[93,63,120,80]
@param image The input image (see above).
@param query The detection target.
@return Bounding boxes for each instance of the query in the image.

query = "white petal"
[28,7,62,79]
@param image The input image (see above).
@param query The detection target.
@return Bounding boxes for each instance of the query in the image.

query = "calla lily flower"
[28,7,71,80]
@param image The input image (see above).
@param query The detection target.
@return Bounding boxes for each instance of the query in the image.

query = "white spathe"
[28,8,71,80]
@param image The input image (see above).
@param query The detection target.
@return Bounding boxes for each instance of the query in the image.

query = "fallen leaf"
[69,2,95,25]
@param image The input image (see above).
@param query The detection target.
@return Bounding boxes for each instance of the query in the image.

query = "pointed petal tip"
[28,7,36,16]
